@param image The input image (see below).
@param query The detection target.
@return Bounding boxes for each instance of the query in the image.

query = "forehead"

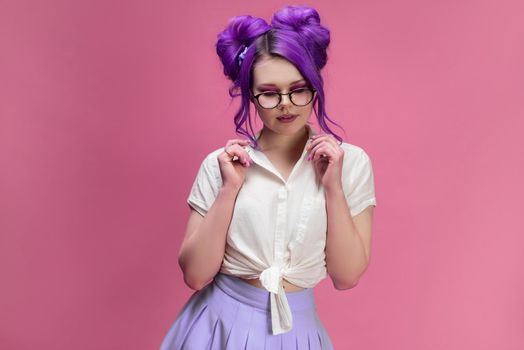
[252,56,304,87]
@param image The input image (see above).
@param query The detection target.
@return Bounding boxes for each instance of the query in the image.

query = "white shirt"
[186,124,377,335]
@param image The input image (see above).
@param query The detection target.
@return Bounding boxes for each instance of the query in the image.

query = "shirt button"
[277,187,287,200]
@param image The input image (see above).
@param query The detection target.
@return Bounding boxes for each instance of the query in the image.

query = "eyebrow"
[256,79,306,88]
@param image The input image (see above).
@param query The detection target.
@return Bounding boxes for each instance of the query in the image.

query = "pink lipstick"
[277,114,297,123]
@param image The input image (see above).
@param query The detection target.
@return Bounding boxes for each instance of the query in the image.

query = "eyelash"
[260,86,307,93]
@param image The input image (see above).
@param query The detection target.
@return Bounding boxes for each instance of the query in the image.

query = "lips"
[277,114,297,120]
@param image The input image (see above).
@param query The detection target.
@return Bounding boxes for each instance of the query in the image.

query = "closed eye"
[260,88,309,95]
[291,88,308,93]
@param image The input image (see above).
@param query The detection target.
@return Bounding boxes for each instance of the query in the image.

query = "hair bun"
[216,15,270,81]
[271,5,330,69]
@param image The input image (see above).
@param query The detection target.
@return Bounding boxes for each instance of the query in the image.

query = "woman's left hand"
[306,134,344,191]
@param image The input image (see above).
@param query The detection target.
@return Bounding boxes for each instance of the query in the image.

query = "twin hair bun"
[216,5,330,82]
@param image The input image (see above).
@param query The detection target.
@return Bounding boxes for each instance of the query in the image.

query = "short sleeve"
[187,152,223,216]
[344,149,377,217]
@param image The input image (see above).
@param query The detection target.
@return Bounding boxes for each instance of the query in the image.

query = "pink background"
[1,0,523,349]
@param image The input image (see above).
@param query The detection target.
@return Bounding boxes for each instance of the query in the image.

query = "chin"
[274,123,307,134]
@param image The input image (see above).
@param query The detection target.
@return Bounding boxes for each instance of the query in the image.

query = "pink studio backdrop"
[1,0,523,349]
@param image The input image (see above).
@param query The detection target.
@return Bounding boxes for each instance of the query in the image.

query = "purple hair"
[215,5,344,149]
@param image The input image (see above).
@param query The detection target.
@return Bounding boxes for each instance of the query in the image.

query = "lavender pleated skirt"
[159,273,334,349]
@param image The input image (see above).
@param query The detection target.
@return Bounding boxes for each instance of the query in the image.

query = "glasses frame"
[250,87,317,109]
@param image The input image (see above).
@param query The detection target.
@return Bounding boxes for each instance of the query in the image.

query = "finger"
[310,133,337,141]
[308,143,336,161]
[321,143,339,161]
[225,144,253,166]
[307,142,324,160]
[307,135,327,151]
[312,147,333,162]
[225,140,253,163]
[230,144,253,165]
[225,139,251,148]
[307,137,330,156]
[307,134,338,151]
[309,133,325,139]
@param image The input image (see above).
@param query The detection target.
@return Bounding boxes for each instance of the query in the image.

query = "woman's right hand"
[217,139,253,190]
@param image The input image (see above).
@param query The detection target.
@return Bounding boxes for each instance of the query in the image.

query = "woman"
[160,5,377,349]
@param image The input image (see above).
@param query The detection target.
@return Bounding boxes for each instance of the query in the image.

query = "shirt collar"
[244,124,318,183]
[248,123,318,151]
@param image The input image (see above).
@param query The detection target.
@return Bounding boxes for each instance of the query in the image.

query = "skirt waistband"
[213,273,316,312]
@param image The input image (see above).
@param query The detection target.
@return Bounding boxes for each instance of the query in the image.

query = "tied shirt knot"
[260,265,292,335]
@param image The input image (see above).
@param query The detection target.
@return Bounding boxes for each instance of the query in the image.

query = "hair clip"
[238,45,248,67]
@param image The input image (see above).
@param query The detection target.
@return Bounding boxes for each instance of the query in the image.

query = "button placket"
[294,197,314,243]
[274,186,287,263]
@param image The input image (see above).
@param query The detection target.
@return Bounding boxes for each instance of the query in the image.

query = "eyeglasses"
[251,87,316,109]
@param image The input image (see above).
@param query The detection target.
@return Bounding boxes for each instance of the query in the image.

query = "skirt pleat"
[159,273,334,349]
[206,317,221,350]
[221,300,240,345]
[294,321,309,350]
[179,304,213,348]
[264,331,281,349]
[224,302,254,349]
[307,328,322,349]
[164,288,213,349]
[312,312,328,349]
[242,310,267,349]
[280,322,297,349]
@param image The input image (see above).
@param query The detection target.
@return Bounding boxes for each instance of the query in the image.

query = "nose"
[278,92,292,107]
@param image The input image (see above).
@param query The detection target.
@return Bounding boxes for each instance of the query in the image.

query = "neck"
[257,125,309,153]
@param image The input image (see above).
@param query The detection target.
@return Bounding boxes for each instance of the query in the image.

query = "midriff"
[238,276,305,292]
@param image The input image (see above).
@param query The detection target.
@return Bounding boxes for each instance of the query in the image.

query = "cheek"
[256,108,275,120]
[302,105,314,116]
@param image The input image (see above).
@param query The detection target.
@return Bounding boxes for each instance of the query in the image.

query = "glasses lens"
[256,88,314,109]
[258,92,280,109]
[290,88,314,106]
